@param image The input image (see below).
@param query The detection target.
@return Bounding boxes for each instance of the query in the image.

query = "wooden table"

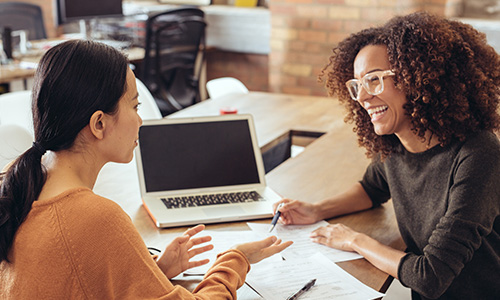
[93,92,405,297]
[0,64,36,84]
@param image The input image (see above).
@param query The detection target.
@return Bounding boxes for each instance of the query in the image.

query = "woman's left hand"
[310,223,360,252]
[157,224,214,279]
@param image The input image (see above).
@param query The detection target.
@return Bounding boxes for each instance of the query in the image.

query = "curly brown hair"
[321,12,500,159]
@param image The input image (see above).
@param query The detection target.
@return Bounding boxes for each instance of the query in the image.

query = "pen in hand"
[269,203,284,233]
[286,278,316,300]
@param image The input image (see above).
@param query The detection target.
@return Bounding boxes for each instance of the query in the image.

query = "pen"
[286,278,316,300]
[268,203,284,233]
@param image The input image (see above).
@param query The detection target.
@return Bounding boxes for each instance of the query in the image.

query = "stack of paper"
[247,221,363,263]
[180,221,383,299]
[246,252,384,300]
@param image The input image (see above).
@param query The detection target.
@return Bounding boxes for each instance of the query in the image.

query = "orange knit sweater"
[0,188,250,299]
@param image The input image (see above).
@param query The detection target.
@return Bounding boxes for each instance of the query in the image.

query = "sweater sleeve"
[193,249,250,298]
[360,158,391,207]
[397,140,500,299]
[58,193,249,299]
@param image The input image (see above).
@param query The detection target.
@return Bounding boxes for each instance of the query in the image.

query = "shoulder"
[463,130,499,148]
[49,189,171,298]
[53,188,137,241]
[456,131,500,163]
[53,188,147,264]
[450,132,500,197]
[56,188,129,222]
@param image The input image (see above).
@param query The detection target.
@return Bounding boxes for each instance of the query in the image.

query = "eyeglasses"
[345,70,395,101]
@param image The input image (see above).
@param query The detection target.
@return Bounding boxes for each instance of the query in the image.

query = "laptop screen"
[138,119,261,193]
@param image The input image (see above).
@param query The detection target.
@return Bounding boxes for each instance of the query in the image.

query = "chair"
[141,8,206,116]
[206,77,249,99]
[0,124,33,171]
[0,2,47,41]
[0,90,34,135]
[136,78,162,121]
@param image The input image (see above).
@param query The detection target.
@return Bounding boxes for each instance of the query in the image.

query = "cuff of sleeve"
[216,249,251,273]
[397,252,413,288]
[359,181,383,208]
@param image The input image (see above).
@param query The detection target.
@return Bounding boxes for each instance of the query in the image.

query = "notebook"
[135,114,281,228]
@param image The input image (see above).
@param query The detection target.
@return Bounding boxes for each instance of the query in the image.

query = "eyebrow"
[366,68,383,74]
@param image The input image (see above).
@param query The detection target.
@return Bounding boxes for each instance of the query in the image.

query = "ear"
[89,110,106,140]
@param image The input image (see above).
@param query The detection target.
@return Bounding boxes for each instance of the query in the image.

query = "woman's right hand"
[233,236,293,264]
[272,198,319,225]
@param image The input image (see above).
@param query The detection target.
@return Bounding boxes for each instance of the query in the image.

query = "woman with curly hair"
[272,12,500,299]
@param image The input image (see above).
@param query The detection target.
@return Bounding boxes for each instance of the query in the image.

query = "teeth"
[367,106,388,118]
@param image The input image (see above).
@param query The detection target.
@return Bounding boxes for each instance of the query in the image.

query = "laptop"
[135,114,281,228]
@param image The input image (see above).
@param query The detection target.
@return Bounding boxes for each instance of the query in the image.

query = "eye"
[135,102,142,111]
[365,74,380,84]
[364,74,381,90]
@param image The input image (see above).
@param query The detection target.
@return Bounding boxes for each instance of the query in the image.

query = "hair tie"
[32,142,47,155]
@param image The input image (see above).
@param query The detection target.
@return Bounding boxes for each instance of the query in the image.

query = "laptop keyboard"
[161,191,263,209]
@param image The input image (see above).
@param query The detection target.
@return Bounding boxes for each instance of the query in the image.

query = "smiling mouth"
[367,106,388,120]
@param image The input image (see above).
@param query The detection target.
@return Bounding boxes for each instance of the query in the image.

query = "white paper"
[247,221,363,262]
[184,230,275,275]
[246,252,384,300]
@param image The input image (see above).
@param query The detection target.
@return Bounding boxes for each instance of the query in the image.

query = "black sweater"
[360,131,500,300]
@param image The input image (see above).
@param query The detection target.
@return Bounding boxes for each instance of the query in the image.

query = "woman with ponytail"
[0,40,291,299]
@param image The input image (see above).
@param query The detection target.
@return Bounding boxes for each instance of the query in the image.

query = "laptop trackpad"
[202,206,247,217]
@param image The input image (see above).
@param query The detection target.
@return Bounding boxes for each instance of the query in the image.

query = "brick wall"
[268,0,450,96]
[205,50,269,92]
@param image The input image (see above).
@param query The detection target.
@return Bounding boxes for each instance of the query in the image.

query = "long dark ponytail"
[0,40,129,262]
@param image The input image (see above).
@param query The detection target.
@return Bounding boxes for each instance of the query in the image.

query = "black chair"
[0,2,47,41]
[141,8,206,116]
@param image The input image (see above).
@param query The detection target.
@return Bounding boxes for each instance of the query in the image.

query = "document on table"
[183,230,279,275]
[246,252,384,300]
[247,221,362,262]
